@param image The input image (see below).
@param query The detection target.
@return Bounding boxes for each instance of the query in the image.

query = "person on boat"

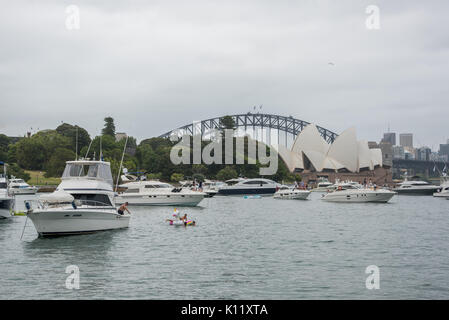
[118,202,130,215]
[198,180,203,192]
[181,213,188,222]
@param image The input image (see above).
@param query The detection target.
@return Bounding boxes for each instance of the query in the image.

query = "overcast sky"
[1,0,448,149]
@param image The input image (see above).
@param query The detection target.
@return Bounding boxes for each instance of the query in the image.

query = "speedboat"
[321,184,396,203]
[0,163,13,218]
[273,186,311,200]
[433,176,449,198]
[115,180,205,206]
[311,178,335,192]
[217,178,279,195]
[26,160,130,237]
[8,177,38,195]
[394,177,440,195]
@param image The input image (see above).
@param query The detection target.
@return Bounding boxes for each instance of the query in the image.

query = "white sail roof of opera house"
[276,124,383,173]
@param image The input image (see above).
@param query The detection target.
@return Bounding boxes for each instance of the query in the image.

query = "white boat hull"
[9,188,38,195]
[274,190,311,200]
[115,194,204,206]
[28,208,130,236]
[0,199,13,218]
[433,192,449,198]
[321,190,396,203]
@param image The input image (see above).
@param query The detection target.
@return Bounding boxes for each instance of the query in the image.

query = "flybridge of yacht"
[61,161,113,185]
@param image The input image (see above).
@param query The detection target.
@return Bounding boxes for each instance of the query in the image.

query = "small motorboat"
[273,186,310,200]
[321,184,396,203]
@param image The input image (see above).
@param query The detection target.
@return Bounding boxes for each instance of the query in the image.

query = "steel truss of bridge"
[158,113,338,145]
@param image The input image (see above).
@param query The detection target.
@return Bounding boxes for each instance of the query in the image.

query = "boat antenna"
[84,138,93,159]
[75,126,78,160]
[115,136,128,193]
[100,136,103,161]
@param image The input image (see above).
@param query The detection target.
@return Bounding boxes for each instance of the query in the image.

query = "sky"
[0,0,448,150]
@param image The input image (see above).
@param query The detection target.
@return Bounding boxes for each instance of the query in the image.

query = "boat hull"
[218,188,277,195]
[395,188,440,195]
[0,199,13,218]
[28,208,130,237]
[433,192,449,198]
[321,191,396,203]
[9,188,38,195]
[274,191,311,200]
[115,194,204,206]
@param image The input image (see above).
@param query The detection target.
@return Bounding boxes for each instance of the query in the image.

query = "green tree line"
[0,116,299,184]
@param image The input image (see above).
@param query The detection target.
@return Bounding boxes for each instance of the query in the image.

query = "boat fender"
[25,201,31,211]
[71,201,77,210]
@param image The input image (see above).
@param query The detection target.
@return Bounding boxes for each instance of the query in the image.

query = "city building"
[115,132,127,142]
[382,132,396,145]
[439,142,449,160]
[379,141,393,167]
[393,145,405,159]
[399,133,413,148]
[415,146,431,161]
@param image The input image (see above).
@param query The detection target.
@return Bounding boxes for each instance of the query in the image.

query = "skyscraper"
[382,132,396,145]
[399,133,413,148]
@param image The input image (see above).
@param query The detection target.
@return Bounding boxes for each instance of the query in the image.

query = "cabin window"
[125,189,139,193]
[243,180,267,185]
[0,183,7,188]
[71,194,112,206]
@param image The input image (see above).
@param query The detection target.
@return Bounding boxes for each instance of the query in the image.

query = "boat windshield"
[62,163,113,185]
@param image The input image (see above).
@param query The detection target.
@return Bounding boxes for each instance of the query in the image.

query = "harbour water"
[1,193,449,299]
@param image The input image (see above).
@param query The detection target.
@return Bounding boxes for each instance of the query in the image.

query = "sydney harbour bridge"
[158,113,338,148]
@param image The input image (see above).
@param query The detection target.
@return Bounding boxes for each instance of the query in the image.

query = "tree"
[45,148,76,177]
[102,117,116,137]
[0,134,10,162]
[56,123,91,154]
[219,115,236,137]
[216,166,238,181]
[15,138,46,170]
[7,163,30,182]
[170,173,184,183]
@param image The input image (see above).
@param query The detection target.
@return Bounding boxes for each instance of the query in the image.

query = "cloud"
[0,0,448,148]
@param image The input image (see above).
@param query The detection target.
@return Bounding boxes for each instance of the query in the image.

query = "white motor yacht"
[321,183,396,203]
[394,177,440,195]
[26,160,130,237]
[217,178,279,195]
[115,180,205,206]
[0,163,13,218]
[273,186,311,200]
[311,179,335,192]
[8,177,38,195]
[433,176,449,198]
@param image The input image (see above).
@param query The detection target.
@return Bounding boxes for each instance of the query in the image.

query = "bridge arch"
[158,113,338,146]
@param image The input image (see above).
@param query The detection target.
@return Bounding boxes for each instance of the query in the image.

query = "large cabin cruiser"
[394,178,440,195]
[26,160,130,236]
[115,180,205,206]
[8,177,38,195]
[0,163,13,218]
[321,184,396,203]
[217,178,279,195]
[273,185,311,200]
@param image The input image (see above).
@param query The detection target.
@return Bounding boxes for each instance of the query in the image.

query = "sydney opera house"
[277,124,391,185]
